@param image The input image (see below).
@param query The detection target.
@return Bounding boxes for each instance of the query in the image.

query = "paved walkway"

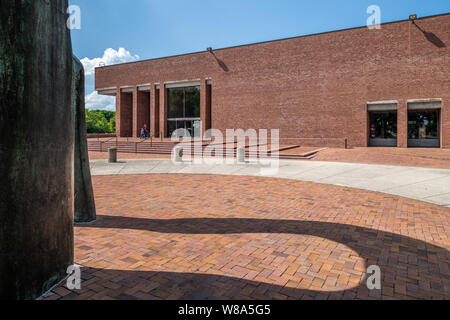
[43,174,449,300]
[313,147,450,170]
[90,159,450,208]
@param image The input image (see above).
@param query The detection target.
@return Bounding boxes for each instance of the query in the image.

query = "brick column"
[116,88,132,137]
[443,98,449,148]
[115,87,121,137]
[132,86,140,138]
[200,79,207,138]
[397,99,408,148]
[159,84,167,138]
[132,87,150,137]
[150,84,160,138]
[200,79,212,138]
[132,87,138,137]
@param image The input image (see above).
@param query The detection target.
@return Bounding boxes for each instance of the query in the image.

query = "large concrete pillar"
[73,56,96,223]
[0,0,74,300]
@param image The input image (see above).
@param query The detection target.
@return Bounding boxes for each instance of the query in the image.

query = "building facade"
[95,14,450,148]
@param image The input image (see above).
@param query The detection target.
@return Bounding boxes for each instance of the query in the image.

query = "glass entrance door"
[408,110,440,148]
[167,120,201,138]
[369,111,398,147]
[167,86,201,138]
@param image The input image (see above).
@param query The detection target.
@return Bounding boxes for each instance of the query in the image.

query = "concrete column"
[73,56,96,223]
[150,84,160,138]
[109,148,117,163]
[0,0,74,300]
[397,99,408,148]
[159,84,167,138]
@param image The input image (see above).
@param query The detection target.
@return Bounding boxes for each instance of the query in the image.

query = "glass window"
[369,112,397,139]
[185,86,201,118]
[167,86,201,137]
[408,110,439,140]
[167,86,200,119]
[167,88,184,118]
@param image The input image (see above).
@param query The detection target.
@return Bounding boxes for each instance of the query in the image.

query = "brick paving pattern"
[42,174,450,300]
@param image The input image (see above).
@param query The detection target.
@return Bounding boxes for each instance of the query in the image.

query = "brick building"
[95,13,449,148]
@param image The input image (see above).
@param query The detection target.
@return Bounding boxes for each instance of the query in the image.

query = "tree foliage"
[85,109,116,133]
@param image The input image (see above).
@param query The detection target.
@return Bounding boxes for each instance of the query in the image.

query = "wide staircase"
[88,139,323,160]
[88,139,179,155]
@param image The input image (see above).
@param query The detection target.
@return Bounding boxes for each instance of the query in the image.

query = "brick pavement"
[42,174,449,300]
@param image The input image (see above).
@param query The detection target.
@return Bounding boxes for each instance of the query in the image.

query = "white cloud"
[85,91,116,111]
[81,47,140,76]
[80,47,139,110]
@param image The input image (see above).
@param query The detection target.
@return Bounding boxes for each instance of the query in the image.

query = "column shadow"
[71,216,450,300]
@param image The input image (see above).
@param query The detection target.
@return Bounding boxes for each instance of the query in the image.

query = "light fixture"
[207,47,213,53]
[409,14,417,21]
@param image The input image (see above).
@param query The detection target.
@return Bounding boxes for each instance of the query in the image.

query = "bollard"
[237,147,246,163]
[108,147,117,163]
[173,146,183,163]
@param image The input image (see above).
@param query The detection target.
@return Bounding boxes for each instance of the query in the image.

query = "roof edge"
[95,12,450,70]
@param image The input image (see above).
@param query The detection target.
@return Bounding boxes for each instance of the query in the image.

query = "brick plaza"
[43,174,449,300]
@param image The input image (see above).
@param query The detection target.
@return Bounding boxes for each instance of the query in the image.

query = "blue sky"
[68,0,450,110]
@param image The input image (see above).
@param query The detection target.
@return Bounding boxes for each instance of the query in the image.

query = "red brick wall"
[96,14,450,147]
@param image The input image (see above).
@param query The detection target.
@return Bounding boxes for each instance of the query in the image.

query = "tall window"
[167,86,200,137]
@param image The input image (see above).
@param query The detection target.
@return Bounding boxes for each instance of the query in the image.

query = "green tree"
[85,109,116,133]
